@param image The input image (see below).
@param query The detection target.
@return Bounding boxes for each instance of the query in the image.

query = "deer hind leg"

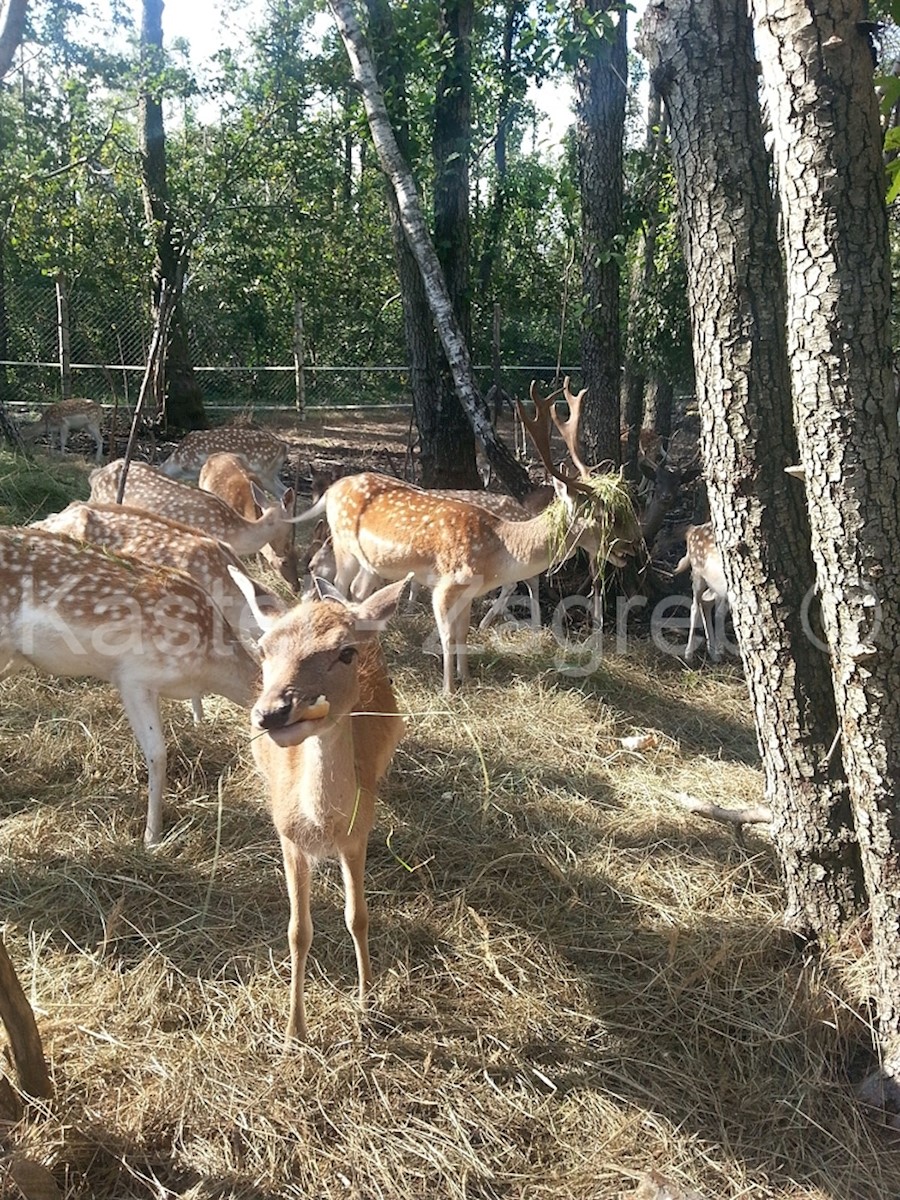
[89,422,104,463]
[280,834,313,1044]
[339,836,372,1010]
[58,420,70,455]
[117,685,168,846]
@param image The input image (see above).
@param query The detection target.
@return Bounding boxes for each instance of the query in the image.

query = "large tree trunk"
[641,0,863,937]
[328,0,531,500]
[751,0,900,1088]
[139,0,205,431]
[430,0,480,488]
[573,1,627,470]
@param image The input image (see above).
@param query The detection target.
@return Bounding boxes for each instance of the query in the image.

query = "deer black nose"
[253,697,294,730]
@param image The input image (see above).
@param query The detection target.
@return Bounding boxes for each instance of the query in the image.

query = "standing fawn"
[89,460,304,562]
[673,523,730,662]
[160,425,289,497]
[19,398,104,463]
[198,451,300,590]
[0,528,260,845]
[232,571,409,1043]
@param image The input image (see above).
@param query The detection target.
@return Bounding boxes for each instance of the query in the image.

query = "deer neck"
[495,502,582,578]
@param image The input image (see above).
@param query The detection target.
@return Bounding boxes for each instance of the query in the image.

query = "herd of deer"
[2,390,725,1042]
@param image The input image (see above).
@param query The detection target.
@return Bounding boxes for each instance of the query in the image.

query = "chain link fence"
[0,278,571,420]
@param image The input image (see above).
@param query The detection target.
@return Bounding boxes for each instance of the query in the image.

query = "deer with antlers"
[0,527,260,845]
[231,569,409,1043]
[314,381,639,693]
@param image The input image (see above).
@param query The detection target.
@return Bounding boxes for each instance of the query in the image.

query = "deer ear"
[228,565,281,632]
[250,481,269,511]
[350,575,413,634]
[639,458,658,481]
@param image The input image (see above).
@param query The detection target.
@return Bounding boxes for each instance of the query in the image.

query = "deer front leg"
[280,834,313,1045]
[432,582,459,695]
[684,583,705,663]
[117,684,168,846]
[339,838,372,1010]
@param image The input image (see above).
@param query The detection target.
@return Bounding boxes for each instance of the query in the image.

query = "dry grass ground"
[1,422,898,1199]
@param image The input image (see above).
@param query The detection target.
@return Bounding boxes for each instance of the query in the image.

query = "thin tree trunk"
[752,0,900,1085]
[642,0,862,938]
[328,0,531,499]
[138,0,205,430]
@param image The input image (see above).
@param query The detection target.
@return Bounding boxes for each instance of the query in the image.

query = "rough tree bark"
[328,0,531,500]
[751,0,900,1096]
[429,0,480,488]
[573,0,627,469]
[139,0,205,430]
[641,0,863,936]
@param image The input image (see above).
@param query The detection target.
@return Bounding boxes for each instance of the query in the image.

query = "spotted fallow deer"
[673,522,729,662]
[160,425,289,497]
[318,383,639,694]
[19,398,104,463]
[34,501,286,642]
[306,487,545,629]
[0,527,260,845]
[198,451,300,590]
[231,570,409,1043]
[89,460,307,562]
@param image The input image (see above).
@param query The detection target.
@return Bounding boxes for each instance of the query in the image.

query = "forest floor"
[0,410,897,1200]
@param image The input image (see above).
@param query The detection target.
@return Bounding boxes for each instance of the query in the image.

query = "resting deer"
[19,398,104,463]
[316,382,639,693]
[0,527,260,845]
[199,451,300,590]
[673,523,729,662]
[89,460,306,562]
[231,570,409,1043]
[160,425,289,497]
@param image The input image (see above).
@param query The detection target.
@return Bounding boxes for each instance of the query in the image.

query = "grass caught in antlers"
[1,445,897,1199]
[544,472,637,577]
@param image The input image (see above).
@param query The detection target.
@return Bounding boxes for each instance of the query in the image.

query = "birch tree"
[327,0,531,499]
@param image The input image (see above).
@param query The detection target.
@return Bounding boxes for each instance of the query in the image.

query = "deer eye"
[338,646,357,664]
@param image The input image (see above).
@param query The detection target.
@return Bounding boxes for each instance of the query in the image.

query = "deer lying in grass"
[160,425,289,497]
[89,460,305,563]
[314,383,639,693]
[673,523,729,662]
[231,570,409,1043]
[199,451,300,590]
[0,528,260,845]
[19,398,104,463]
